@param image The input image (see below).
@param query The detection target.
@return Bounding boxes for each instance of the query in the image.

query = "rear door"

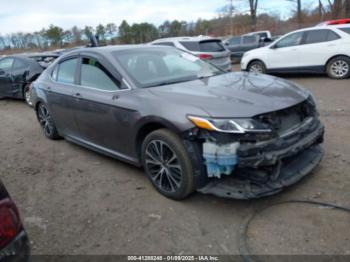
[226,36,241,55]
[11,58,30,98]
[72,55,132,155]
[46,57,81,137]
[241,35,259,52]
[298,29,341,67]
[0,58,14,97]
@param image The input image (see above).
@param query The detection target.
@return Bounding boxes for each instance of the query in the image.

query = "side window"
[304,29,339,44]
[327,30,340,41]
[80,57,120,91]
[275,32,303,48]
[228,37,240,45]
[0,58,14,71]
[13,59,28,70]
[242,35,257,44]
[153,42,175,47]
[57,58,78,84]
[179,41,200,51]
[339,28,350,35]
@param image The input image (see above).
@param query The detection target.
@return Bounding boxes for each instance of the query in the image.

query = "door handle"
[74,92,81,97]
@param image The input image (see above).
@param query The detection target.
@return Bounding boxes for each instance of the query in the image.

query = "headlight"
[188,116,271,134]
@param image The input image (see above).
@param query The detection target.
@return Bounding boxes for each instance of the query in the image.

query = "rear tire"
[141,129,195,200]
[247,60,266,74]
[326,56,350,80]
[36,103,60,140]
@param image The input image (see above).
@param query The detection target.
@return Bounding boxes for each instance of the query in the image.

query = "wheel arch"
[134,117,182,161]
[247,59,266,69]
[325,54,350,68]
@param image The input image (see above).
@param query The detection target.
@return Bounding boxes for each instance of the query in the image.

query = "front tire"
[36,103,60,140]
[247,60,266,74]
[141,129,195,200]
[326,56,350,79]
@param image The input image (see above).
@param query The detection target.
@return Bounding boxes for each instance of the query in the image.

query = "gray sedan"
[31,45,324,200]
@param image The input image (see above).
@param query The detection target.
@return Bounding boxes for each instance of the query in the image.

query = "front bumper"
[0,231,31,262]
[197,118,325,199]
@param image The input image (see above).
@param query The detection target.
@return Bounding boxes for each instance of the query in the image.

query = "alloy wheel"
[37,104,54,137]
[331,60,349,78]
[144,140,183,193]
[249,63,263,73]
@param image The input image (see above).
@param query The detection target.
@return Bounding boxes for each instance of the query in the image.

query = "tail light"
[197,54,213,60]
[0,199,21,248]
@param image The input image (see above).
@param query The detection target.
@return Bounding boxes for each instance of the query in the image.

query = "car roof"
[61,44,172,57]
[152,36,220,43]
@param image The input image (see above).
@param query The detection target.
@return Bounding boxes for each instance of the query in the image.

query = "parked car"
[31,45,324,200]
[0,180,30,261]
[224,32,271,62]
[151,36,232,71]
[26,52,59,69]
[0,54,58,106]
[241,24,350,79]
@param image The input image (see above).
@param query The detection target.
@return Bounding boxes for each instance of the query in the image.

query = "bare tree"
[318,0,326,21]
[327,0,342,18]
[248,0,259,31]
[287,0,302,28]
[344,0,350,17]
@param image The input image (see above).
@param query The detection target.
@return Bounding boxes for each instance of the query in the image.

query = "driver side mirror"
[0,69,5,75]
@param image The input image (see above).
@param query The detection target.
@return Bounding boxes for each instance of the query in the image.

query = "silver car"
[151,36,232,71]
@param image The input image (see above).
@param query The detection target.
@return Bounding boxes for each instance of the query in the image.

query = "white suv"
[151,36,232,71]
[241,25,350,79]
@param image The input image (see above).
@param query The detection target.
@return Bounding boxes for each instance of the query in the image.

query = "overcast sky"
[0,0,317,34]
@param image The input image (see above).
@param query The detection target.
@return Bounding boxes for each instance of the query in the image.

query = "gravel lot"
[1,65,350,256]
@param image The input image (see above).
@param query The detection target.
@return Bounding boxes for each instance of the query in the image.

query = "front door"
[267,31,304,70]
[71,56,133,156]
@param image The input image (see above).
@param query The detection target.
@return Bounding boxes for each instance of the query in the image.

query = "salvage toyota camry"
[31,45,324,200]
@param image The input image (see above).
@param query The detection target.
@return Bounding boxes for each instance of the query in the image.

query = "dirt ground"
[0,65,349,256]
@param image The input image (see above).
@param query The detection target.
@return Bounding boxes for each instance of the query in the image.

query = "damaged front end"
[185,97,325,199]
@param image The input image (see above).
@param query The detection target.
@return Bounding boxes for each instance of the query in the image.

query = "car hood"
[148,72,309,118]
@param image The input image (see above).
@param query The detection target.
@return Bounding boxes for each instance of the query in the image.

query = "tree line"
[0,0,349,54]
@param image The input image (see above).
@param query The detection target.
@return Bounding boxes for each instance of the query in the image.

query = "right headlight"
[188,116,272,134]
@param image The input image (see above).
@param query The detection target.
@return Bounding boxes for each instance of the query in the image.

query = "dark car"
[0,54,58,106]
[0,180,30,262]
[26,52,59,69]
[31,45,324,200]
[224,34,271,62]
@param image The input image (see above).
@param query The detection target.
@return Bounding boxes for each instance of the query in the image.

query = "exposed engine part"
[203,141,240,178]
[198,144,324,199]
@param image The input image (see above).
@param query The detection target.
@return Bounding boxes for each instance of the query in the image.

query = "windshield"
[113,48,224,88]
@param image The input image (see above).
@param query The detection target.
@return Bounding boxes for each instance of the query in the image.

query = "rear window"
[180,41,200,51]
[180,40,225,52]
[199,41,225,52]
[339,28,350,35]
